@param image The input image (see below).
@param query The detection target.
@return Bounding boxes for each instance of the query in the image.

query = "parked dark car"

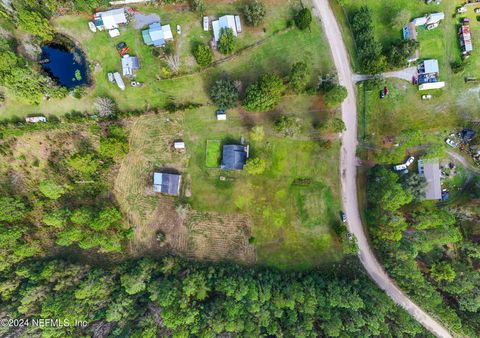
[379,90,385,99]
[340,212,347,223]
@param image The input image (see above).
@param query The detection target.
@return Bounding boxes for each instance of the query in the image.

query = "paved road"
[353,66,418,83]
[311,1,453,337]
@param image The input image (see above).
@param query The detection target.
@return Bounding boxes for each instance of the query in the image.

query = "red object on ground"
[383,86,389,95]
[119,47,130,56]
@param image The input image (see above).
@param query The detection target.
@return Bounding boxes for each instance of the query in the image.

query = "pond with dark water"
[40,43,89,89]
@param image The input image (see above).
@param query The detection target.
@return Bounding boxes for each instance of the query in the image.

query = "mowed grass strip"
[205,140,222,168]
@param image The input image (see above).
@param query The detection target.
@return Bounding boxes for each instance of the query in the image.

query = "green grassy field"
[184,104,343,270]
[205,140,222,168]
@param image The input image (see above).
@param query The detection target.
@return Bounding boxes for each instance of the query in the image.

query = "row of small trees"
[209,64,346,112]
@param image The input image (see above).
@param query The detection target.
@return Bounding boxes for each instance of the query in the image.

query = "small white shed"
[216,111,227,120]
[174,141,186,150]
[108,29,120,38]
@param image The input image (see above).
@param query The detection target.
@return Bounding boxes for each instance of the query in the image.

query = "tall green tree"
[18,9,54,41]
[218,28,236,54]
[243,0,266,26]
[0,197,27,222]
[288,61,310,93]
[210,79,239,109]
[243,74,285,112]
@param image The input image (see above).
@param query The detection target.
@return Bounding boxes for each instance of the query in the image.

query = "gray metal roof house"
[418,160,442,200]
[153,172,181,196]
[221,145,248,170]
[121,55,140,77]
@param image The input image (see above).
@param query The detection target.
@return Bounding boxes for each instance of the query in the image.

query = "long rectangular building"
[459,24,473,55]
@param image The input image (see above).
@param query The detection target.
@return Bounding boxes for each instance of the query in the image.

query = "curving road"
[311,1,453,337]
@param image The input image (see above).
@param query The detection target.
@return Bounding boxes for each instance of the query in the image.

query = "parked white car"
[427,23,439,30]
[405,156,415,167]
[445,138,458,148]
[457,6,467,13]
[422,94,432,100]
[176,25,181,34]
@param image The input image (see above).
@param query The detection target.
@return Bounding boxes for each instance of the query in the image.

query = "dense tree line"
[349,7,419,73]
[0,257,428,337]
[349,7,386,74]
[367,166,480,336]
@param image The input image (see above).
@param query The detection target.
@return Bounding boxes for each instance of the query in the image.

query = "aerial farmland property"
[0,0,479,337]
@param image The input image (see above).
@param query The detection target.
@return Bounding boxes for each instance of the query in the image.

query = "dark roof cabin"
[153,172,181,196]
[221,145,248,170]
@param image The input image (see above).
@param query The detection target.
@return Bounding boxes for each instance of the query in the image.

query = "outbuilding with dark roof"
[153,172,181,196]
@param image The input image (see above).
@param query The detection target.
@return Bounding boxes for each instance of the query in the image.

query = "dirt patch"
[185,211,255,264]
[0,127,92,192]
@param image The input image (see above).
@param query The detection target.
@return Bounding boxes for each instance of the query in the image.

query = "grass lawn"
[183,102,343,270]
[205,140,222,168]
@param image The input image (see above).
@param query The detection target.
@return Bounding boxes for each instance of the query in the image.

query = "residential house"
[94,8,127,31]
[121,54,140,77]
[417,59,445,90]
[212,15,242,42]
[153,172,181,196]
[418,160,442,200]
[142,22,173,47]
[220,144,248,170]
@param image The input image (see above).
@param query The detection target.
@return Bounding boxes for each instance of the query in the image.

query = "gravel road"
[311,1,453,337]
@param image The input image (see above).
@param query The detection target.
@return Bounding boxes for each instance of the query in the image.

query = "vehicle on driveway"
[427,22,439,30]
[457,6,467,13]
[340,212,347,223]
[405,156,415,167]
[422,94,432,100]
[379,90,385,99]
[445,138,458,148]
[176,25,181,34]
